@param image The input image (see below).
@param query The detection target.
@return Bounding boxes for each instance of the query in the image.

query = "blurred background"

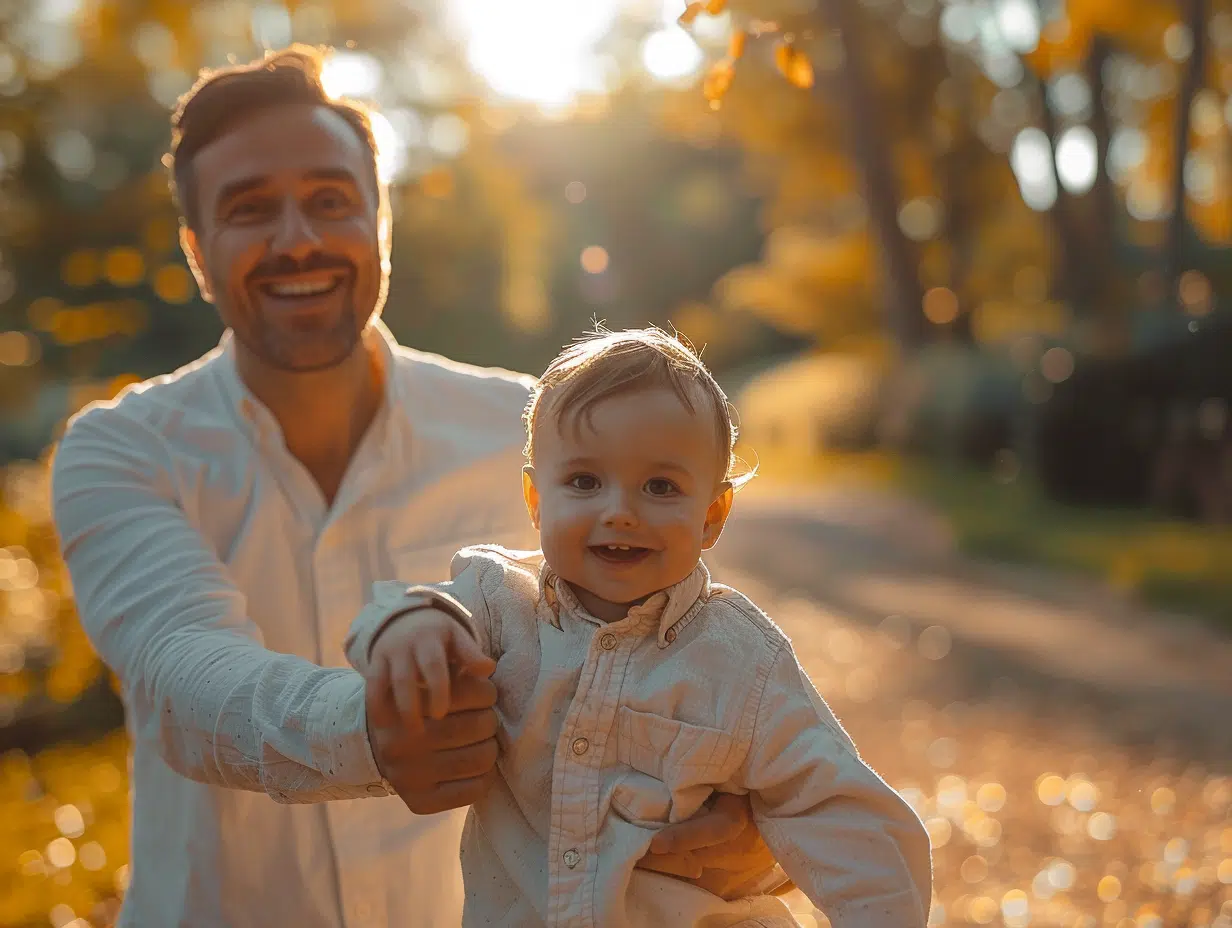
[0,0,1230,925]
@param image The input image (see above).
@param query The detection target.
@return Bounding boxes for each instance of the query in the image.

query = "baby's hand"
[367,606,497,733]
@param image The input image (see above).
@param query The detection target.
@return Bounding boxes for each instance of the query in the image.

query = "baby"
[346,327,932,927]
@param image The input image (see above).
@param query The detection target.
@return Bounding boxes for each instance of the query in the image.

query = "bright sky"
[447,0,707,107]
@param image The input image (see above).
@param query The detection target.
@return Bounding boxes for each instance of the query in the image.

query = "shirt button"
[600,633,617,650]
[563,848,581,869]
[571,737,589,756]
[664,627,677,644]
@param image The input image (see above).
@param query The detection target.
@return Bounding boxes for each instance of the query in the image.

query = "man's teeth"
[605,545,632,551]
[267,280,335,297]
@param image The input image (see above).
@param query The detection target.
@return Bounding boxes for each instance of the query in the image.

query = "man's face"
[183,103,388,373]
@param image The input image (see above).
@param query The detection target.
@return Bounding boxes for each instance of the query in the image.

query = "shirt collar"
[537,559,711,648]
[212,317,408,445]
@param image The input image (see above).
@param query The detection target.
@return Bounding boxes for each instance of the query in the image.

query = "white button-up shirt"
[345,547,933,928]
[51,320,540,928]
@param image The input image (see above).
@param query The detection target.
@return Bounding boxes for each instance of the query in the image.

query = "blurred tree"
[675,0,1232,363]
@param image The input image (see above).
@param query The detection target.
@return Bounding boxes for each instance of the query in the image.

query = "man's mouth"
[254,273,347,301]
[589,544,652,564]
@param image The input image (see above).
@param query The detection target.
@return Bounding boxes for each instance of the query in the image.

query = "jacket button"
[571,737,589,756]
[600,633,617,650]
[563,848,580,869]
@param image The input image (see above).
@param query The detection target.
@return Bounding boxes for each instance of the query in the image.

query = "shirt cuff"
[306,670,394,798]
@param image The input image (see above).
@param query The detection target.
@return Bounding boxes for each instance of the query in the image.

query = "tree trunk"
[1163,0,1208,308]
[814,0,927,354]
[1082,32,1130,354]
[1027,66,1089,308]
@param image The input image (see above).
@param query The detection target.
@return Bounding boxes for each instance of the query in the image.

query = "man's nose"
[270,201,323,260]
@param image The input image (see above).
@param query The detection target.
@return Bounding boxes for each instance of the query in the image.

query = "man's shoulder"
[59,348,228,448]
[391,345,535,422]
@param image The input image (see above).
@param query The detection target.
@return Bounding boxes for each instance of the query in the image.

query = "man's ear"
[180,225,214,303]
[700,483,734,550]
[522,465,541,531]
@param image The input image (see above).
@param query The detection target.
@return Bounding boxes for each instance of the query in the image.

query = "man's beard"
[236,290,366,374]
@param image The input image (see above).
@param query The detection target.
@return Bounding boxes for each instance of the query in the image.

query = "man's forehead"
[193,103,367,189]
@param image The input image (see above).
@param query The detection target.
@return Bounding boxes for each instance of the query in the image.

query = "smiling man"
[50,45,784,927]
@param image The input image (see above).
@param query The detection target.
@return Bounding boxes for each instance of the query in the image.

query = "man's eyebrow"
[215,169,361,211]
[304,168,361,186]
[215,175,268,209]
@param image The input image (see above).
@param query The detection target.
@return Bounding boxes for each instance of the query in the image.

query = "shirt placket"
[318,451,396,928]
[546,623,634,927]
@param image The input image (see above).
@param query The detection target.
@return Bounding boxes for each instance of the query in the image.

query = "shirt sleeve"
[51,409,388,805]
[344,549,493,677]
[738,643,933,927]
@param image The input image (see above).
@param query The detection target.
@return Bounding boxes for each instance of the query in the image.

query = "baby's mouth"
[589,544,652,564]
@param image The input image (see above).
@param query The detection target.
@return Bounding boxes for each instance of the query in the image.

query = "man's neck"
[236,339,385,502]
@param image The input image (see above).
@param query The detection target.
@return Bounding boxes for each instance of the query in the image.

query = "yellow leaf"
[775,40,814,89]
[787,50,814,89]
[705,0,728,13]
[678,1,704,25]
[728,30,747,60]
[703,57,735,104]
[774,39,793,76]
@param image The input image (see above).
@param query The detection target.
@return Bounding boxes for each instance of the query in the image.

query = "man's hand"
[636,793,786,900]
[365,608,500,816]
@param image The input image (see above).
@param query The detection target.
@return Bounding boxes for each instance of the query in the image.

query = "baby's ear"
[522,465,541,531]
[700,483,734,550]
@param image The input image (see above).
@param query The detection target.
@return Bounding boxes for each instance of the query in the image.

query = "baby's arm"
[738,644,932,927]
[345,550,496,729]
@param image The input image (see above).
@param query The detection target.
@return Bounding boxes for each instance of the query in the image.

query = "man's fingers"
[450,627,497,677]
[415,636,452,720]
[447,673,498,713]
[688,831,775,871]
[649,792,750,854]
[427,738,499,784]
[635,850,703,880]
[365,656,400,731]
[421,707,499,752]
[402,774,492,816]
[389,652,423,733]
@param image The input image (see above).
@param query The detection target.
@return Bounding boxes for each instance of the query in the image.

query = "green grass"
[901,463,1232,629]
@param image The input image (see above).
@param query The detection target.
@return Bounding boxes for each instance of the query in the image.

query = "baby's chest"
[492,622,760,821]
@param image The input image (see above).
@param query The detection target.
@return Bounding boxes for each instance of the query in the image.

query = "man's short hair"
[164,44,380,231]
[524,326,751,488]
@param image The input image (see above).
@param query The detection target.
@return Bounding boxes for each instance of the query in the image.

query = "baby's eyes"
[644,478,679,497]
[564,475,681,496]
[567,474,600,491]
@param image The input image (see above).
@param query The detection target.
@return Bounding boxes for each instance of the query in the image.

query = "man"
[51,45,783,927]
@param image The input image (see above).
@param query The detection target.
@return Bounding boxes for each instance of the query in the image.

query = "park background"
[0,0,1230,925]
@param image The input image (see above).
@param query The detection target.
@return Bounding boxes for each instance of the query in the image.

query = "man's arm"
[740,645,932,926]
[51,410,383,803]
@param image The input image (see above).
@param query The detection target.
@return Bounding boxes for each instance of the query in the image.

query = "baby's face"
[525,385,732,622]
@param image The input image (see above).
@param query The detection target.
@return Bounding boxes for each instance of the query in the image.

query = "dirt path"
[711,485,1232,927]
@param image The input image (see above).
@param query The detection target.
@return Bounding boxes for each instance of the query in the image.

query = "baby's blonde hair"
[523,325,753,489]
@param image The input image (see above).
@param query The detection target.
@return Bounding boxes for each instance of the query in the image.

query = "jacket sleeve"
[738,643,933,927]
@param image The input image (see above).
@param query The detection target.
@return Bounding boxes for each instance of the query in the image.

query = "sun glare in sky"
[450,0,710,107]
[449,0,621,107]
